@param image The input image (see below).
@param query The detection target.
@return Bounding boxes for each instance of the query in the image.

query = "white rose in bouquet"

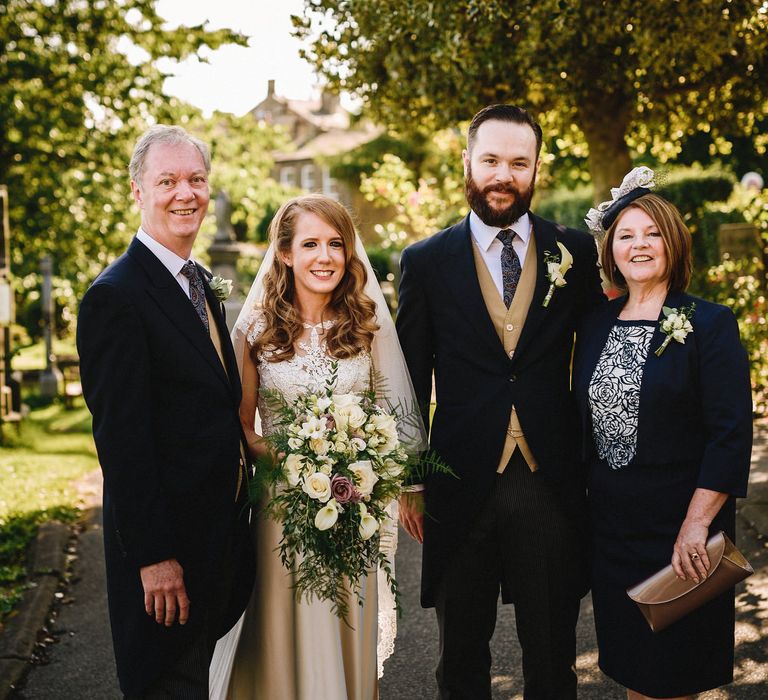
[309,437,332,456]
[315,499,339,530]
[368,413,400,454]
[288,437,303,450]
[349,460,379,497]
[358,503,379,540]
[302,472,332,502]
[333,432,349,452]
[380,457,405,479]
[333,393,362,409]
[283,453,307,487]
[333,404,367,431]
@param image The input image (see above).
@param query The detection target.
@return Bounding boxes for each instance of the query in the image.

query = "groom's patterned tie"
[181,260,210,332]
[497,228,522,308]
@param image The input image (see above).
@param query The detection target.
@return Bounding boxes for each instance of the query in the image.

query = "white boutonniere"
[655,303,695,357]
[542,241,573,307]
[209,275,233,303]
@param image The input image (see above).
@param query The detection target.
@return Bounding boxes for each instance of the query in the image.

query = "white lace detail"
[237,310,372,437]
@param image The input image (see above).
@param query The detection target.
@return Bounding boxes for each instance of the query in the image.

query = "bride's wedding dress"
[210,313,391,700]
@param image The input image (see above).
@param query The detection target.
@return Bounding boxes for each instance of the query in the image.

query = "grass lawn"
[11,338,79,372]
[0,399,98,622]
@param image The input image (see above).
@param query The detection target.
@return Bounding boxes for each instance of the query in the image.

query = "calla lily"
[556,241,573,276]
[315,500,339,530]
[358,503,380,540]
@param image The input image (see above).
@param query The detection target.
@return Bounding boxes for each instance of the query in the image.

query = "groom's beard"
[464,165,536,228]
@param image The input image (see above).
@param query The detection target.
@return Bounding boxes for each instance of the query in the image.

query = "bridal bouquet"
[251,365,438,620]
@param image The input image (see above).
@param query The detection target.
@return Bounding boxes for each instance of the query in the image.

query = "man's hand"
[140,558,190,626]
[399,492,425,544]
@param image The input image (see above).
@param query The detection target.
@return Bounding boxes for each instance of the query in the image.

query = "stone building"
[249,80,387,240]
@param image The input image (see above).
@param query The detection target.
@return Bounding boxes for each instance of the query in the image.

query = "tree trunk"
[577,97,633,204]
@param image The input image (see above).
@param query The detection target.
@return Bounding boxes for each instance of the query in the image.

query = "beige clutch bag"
[626,531,753,633]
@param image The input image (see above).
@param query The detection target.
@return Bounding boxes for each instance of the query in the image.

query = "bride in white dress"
[210,194,424,699]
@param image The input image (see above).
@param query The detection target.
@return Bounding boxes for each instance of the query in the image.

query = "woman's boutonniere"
[209,275,233,303]
[542,242,573,307]
[655,303,695,357]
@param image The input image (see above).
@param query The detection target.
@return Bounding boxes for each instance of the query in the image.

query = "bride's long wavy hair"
[254,194,379,363]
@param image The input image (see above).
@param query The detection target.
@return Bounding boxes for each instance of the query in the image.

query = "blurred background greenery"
[1,0,767,626]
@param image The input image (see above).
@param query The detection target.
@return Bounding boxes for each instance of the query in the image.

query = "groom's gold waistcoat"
[471,231,538,473]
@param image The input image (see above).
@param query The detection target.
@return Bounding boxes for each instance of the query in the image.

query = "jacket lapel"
[201,269,243,402]
[439,216,509,360]
[127,238,233,392]
[512,214,556,362]
[580,296,625,386]
[638,289,690,389]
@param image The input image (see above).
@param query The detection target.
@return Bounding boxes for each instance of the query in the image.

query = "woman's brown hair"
[254,194,379,363]
[601,193,692,294]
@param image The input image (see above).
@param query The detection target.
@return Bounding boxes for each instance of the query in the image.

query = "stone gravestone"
[208,191,242,329]
[718,223,761,261]
[39,255,63,399]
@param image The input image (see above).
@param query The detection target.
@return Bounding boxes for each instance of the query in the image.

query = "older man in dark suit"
[397,105,605,699]
[77,125,254,699]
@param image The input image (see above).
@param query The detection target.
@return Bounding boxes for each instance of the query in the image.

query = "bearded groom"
[397,104,605,699]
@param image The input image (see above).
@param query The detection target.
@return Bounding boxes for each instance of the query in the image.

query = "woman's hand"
[672,518,710,583]
[671,487,729,582]
[246,433,268,459]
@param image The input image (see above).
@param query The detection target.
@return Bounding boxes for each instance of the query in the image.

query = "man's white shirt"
[136,228,196,300]
[469,211,531,299]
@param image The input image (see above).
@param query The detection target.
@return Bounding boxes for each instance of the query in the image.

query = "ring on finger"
[690,552,700,560]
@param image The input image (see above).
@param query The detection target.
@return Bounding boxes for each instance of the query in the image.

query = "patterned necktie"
[497,229,522,308]
[180,260,210,332]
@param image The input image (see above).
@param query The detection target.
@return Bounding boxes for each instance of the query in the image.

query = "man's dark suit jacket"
[396,213,604,606]
[77,237,254,695]
[573,291,752,497]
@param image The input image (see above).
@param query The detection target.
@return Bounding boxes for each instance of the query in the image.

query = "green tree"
[0,0,245,312]
[185,110,296,244]
[296,0,768,200]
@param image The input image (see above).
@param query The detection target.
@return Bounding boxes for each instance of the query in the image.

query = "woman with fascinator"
[209,194,425,699]
[573,168,752,699]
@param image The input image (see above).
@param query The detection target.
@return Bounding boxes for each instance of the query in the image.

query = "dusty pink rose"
[331,475,356,504]
[323,414,336,430]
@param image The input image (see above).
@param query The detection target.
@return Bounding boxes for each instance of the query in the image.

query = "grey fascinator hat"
[584,166,658,237]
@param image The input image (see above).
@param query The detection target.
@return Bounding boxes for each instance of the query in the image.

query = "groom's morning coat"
[77,238,254,695]
[397,214,604,606]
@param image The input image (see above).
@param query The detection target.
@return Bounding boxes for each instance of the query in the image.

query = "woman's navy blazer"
[573,290,752,497]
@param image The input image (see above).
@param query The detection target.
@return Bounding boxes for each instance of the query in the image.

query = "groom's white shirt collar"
[136,227,194,298]
[469,211,531,297]
[469,211,531,254]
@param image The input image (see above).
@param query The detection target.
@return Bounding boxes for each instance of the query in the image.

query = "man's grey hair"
[129,125,211,189]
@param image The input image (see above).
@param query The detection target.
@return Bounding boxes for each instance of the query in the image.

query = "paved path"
[381,514,768,699]
[8,508,767,699]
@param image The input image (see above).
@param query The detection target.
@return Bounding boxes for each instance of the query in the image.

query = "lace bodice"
[238,310,372,435]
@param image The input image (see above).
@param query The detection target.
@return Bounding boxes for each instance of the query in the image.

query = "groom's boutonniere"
[542,241,573,307]
[655,303,695,357]
[209,275,233,303]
